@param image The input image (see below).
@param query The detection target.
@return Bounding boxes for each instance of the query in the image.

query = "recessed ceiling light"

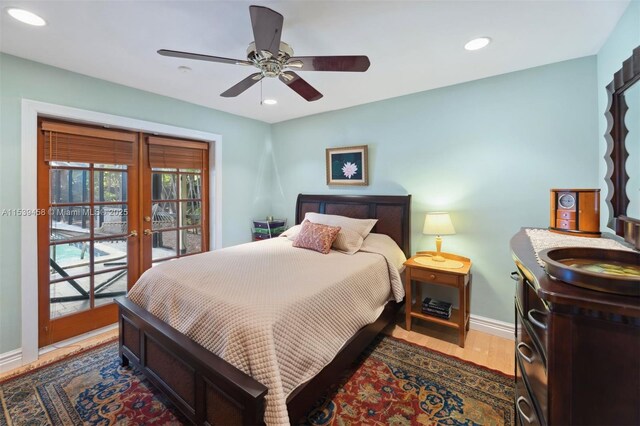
[6,8,46,26]
[263,99,277,105]
[177,65,192,73]
[464,37,491,51]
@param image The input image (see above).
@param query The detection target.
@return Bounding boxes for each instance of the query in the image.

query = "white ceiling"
[0,0,630,124]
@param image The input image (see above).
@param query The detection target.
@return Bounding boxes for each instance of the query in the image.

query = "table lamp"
[423,212,455,262]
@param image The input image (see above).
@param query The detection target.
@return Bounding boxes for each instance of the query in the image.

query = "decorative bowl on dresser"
[511,229,640,426]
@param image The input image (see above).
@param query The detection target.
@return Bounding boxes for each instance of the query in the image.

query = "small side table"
[404,251,472,347]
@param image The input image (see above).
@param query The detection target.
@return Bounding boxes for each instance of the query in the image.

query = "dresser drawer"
[410,267,458,286]
[516,358,543,426]
[516,309,548,423]
[555,219,576,230]
[556,210,576,220]
[523,278,549,357]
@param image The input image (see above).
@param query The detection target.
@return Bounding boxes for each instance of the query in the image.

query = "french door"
[141,136,209,269]
[38,120,209,347]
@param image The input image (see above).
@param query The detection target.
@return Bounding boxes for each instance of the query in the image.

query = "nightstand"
[404,251,472,347]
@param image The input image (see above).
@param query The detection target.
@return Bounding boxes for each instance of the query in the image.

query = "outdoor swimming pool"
[51,243,108,263]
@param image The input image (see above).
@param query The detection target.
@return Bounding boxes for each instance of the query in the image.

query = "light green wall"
[597,1,640,227]
[0,36,617,353]
[270,57,599,324]
[0,53,272,353]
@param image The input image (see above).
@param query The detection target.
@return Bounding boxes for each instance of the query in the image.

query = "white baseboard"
[469,314,515,340]
[0,348,23,374]
[0,323,117,374]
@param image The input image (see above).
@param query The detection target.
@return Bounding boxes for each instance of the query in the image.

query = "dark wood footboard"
[116,297,268,425]
[117,298,403,425]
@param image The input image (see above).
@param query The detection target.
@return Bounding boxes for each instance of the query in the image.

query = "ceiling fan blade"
[279,71,323,102]
[286,56,370,72]
[158,49,252,66]
[220,73,264,97]
[249,5,283,57]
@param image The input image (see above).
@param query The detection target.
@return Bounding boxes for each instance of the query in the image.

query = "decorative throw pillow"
[304,212,377,239]
[292,220,341,254]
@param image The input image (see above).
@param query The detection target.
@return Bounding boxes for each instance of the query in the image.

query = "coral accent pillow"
[293,220,341,254]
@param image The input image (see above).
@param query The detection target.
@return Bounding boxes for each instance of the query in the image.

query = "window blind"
[42,121,136,165]
[147,136,209,170]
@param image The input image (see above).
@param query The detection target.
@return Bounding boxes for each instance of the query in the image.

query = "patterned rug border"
[390,335,515,379]
[0,337,118,385]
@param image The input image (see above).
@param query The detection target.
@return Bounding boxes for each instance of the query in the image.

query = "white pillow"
[304,212,377,239]
[282,222,363,254]
[360,233,407,272]
[332,228,364,255]
[280,224,302,239]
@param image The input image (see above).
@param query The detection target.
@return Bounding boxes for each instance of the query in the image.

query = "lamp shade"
[423,212,455,235]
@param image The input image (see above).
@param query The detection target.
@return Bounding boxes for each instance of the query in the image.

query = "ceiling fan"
[158,5,370,102]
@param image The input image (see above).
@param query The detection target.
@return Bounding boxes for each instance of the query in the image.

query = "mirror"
[605,45,640,246]
[626,82,640,219]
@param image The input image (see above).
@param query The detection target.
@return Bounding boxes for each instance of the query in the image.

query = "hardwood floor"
[1,318,515,382]
[385,319,515,375]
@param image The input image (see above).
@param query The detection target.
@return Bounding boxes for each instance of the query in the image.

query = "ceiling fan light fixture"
[263,99,278,105]
[6,8,46,26]
[464,37,491,51]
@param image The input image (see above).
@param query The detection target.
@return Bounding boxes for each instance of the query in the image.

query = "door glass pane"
[152,230,178,261]
[180,201,201,226]
[94,164,127,170]
[50,242,92,281]
[50,161,90,168]
[94,205,128,237]
[179,174,201,199]
[50,276,91,319]
[50,206,91,242]
[94,170,127,202]
[180,228,202,255]
[50,169,89,204]
[152,173,177,200]
[152,202,177,229]
[94,269,127,308]
[94,238,127,273]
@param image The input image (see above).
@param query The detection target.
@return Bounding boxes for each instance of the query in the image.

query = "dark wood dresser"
[511,229,640,425]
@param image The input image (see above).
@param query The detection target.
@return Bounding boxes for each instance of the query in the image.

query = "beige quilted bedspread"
[128,237,404,425]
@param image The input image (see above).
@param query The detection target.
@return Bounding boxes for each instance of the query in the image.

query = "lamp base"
[432,255,446,262]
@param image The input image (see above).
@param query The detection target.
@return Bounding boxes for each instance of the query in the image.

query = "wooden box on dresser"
[510,229,640,426]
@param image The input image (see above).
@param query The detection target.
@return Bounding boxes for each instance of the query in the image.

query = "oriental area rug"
[0,336,514,425]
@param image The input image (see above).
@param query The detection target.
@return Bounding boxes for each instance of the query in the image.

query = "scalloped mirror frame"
[604,45,640,247]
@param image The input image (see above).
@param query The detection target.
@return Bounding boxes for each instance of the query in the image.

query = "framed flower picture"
[326,145,368,186]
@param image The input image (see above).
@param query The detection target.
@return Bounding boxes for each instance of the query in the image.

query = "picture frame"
[325,145,368,186]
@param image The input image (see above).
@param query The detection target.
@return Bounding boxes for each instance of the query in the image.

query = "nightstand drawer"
[410,268,458,285]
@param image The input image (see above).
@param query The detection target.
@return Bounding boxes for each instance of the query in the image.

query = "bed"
[116,194,411,425]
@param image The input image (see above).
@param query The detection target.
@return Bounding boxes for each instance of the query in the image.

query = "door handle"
[128,230,138,238]
[144,229,153,236]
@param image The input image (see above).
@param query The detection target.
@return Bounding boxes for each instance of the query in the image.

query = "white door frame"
[20,99,222,365]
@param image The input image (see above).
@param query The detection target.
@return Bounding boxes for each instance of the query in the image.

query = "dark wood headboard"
[295,194,411,257]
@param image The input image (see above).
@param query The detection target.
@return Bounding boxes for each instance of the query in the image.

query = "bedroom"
[1,0,639,425]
